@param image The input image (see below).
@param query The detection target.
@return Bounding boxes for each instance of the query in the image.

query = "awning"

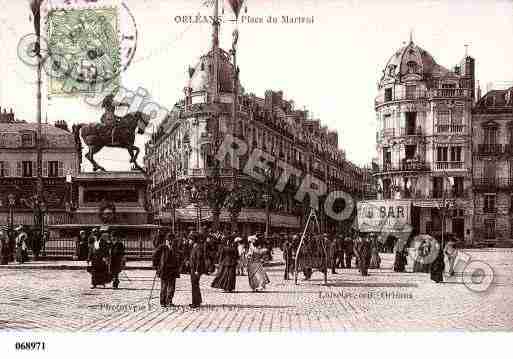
[158,207,300,229]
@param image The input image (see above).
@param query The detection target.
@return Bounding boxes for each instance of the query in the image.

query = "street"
[0,250,512,332]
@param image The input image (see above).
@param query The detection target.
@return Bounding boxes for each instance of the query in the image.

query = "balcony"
[400,127,423,136]
[375,160,430,174]
[435,162,465,170]
[435,124,465,134]
[375,88,470,107]
[430,88,470,98]
[504,144,513,155]
[483,207,497,214]
[478,144,503,156]
[474,177,513,191]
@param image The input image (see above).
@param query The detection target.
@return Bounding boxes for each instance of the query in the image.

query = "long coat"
[153,244,181,280]
[189,243,206,275]
[110,241,125,275]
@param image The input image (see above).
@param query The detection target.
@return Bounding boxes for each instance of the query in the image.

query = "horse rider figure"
[100,94,130,145]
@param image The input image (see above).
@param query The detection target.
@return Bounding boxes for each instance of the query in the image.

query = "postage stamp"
[47,6,120,95]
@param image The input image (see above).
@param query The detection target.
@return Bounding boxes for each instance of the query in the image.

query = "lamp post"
[7,193,15,239]
[440,171,454,251]
[263,164,275,239]
[189,184,201,232]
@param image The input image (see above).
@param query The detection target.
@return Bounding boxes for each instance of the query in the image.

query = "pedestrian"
[369,234,381,269]
[15,232,29,264]
[393,239,408,272]
[211,236,239,292]
[329,234,338,274]
[343,234,353,269]
[78,230,89,261]
[412,240,425,273]
[282,235,293,280]
[189,233,206,308]
[88,232,111,289]
[430,239,445,283]
[0,231,10,265]
[356,234,371,276]
[236,237,247,276]
[335,236,345,269]
[87,228,99,264]
[152,233,181,307]
[444,238,457,277]
[110,232,126,289]
[247,236,270,291]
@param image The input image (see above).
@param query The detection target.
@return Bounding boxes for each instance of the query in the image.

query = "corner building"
[144,14,374,235]
[472,87,513,245]
[374,39,474,242]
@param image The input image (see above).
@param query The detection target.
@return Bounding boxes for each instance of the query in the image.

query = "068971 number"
[15,342,46,351]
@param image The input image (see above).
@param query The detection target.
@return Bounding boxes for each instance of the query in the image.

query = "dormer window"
[406,61,418,74]
[21,133,34,147]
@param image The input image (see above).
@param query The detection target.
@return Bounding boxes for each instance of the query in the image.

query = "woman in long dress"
[246,237,270,291]
[430,240,445,283]
[89,233,112,289]
[393,241,407,272]
[369,235,381,269]
[211,238,239,292]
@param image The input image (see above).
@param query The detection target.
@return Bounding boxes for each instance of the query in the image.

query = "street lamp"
[7,193,15,240]
[440,172,455,251]
[263,164,275,239]
[189,184,202,232]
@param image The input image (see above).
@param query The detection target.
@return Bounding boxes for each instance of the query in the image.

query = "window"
[484,127,497,145]
[48,161,59,177]
[484,194,496,213]
[453,177,464,197]
[437,110,450,125]
[437,146,448,162]
[406,85,417,99]
[433,177,444,198]
[22,161,33,177]
[405,145,416,160]
[21,133,34,147]
[0,161,7,177]
[383,147,391,167]
[441,83,456,89]
[484,219,495,239]
[450,146,462,162]
[385,88,393,102]
[405,112,417,134]
[406,61,418,74]
[383,114,393,129]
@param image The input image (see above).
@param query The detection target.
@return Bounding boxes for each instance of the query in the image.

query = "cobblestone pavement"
[0,250,512,332]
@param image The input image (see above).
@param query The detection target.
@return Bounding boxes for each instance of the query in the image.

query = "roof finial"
[409,28,414,44]
[464,43,469,57]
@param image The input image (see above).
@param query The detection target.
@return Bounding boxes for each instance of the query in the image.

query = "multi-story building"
[373,39,475,242]
[144,5,374,236]
[472,87,513,245]
[0,109,80,227]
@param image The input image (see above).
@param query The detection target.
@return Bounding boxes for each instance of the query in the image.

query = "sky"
[1,0,513,172]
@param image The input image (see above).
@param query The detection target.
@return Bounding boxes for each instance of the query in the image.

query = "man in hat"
[344,232,354,269]
[0,230,10,265]
[282,235,294,280]
[110,232,126,289]
[153,233,181,307]
[189,232,206,308]
[87,227,100,264]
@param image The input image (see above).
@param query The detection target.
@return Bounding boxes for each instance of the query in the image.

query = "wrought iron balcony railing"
[435,124,465,134]
[474,177,513,190]
[478,144,504,155]
[374,160,430,173]
[434,162,465,170]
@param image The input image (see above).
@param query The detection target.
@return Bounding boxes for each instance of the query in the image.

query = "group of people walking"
[152,231,271,308]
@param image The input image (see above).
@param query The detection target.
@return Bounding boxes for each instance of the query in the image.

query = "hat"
[234,237,242,243]
[248,235,257,243]
[14,225,23,232]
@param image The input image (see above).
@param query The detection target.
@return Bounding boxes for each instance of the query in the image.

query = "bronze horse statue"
[73,112,150,172]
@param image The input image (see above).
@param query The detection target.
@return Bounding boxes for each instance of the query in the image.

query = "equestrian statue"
[73,94,151,172]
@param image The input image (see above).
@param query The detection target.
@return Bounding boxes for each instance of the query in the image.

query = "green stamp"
[47,7,120,96]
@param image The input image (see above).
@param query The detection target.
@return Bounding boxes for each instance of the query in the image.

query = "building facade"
[144,8,374,236]
[0,110,80,228]
[373,39,474,242]
[472,87,513,245]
